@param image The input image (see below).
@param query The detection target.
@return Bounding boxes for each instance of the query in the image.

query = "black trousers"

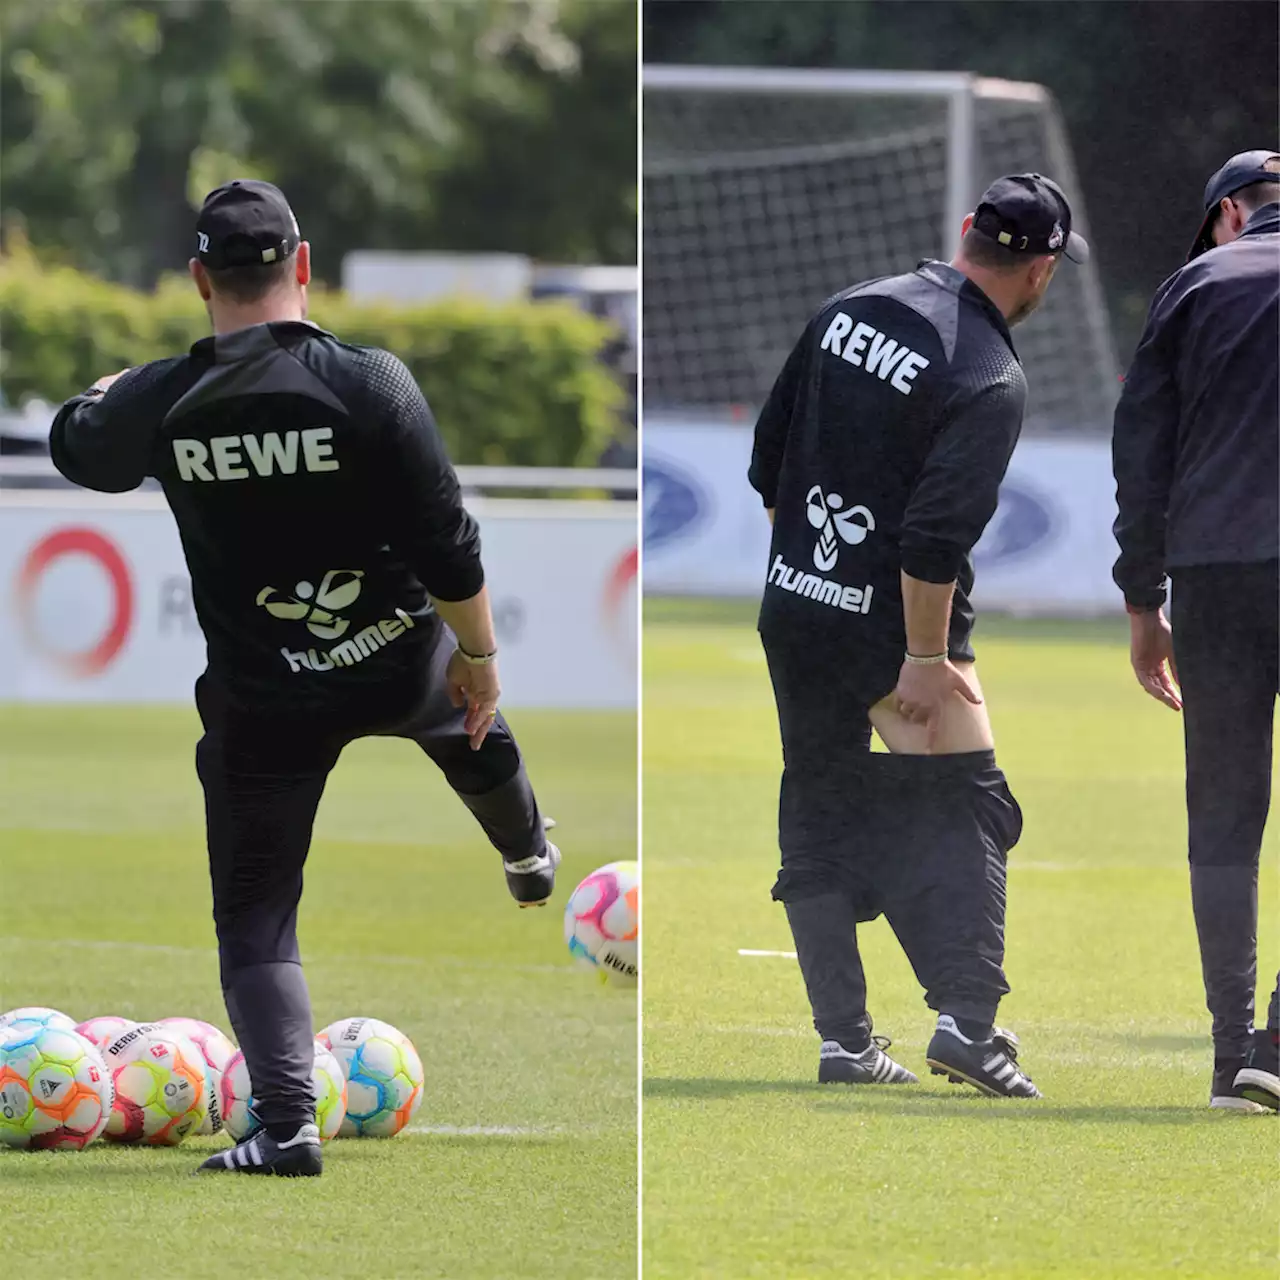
[1170,560,1279,1057]
[765,644,1022,1032]
[195,620,545,1129]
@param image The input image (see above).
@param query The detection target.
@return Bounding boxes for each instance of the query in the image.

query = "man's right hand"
[446,649,502,749]
[1128,607,1182,711]
[892,659,983,752]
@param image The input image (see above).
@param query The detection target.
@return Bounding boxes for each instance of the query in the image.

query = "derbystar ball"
[563,860,638,984]
[157,1017,236,1135]
[316,1017,424,1138]
[219,1039,347,1142]
[101,1023,206,1145]
[75,1016,138,1052]
[0,1026,114,1150]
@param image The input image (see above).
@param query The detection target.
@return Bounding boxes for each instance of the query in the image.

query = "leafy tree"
[1,0,636,287]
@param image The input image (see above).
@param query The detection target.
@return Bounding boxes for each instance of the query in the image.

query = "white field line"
[738,948,798,959]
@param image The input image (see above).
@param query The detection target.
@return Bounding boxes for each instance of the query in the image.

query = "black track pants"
[196,624,546,1130]
[1171,561,1278,1058]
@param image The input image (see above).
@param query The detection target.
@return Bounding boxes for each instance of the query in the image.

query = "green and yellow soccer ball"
[0,1025,114,1150]
[101,1024,207,1145]
[220,1038,347,1142]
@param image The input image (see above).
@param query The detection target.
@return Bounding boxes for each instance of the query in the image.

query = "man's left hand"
[1129,607,1181,711]
[446,648,501,750]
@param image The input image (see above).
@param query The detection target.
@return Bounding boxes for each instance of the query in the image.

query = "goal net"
[643,67,1119,433]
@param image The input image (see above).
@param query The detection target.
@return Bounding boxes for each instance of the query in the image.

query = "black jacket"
[748,260,1027,697]
[1112,205,1280,609]
[50,321,482,706]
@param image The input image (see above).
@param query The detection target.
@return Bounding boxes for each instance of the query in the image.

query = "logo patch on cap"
[1047,221,1065,250]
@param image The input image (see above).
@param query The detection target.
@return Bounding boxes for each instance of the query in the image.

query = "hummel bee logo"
[257,569,364,640]
[806,484,875,572]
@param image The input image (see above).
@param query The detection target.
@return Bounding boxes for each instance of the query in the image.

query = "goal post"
[642,65,1119,433]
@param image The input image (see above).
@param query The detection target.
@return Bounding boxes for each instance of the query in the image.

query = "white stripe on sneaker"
[248,1139,263,1166]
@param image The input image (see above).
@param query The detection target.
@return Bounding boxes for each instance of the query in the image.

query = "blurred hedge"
[0,245,623,466]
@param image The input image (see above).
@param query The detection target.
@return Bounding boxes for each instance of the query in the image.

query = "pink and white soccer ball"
[157,1017,236,1135]
[220,1039,347,1142]
[101,1023,207,1146]
[0,1007,77,1036]
[563,860,639,985]
[316,1017,425,1138]
[75,1016,138,1052]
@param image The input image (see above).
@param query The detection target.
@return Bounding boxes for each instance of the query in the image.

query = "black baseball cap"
[196,180,300,270]
[1186,149,1280,261]
[971,173,1089,264]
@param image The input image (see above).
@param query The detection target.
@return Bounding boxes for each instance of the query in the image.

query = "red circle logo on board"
[601,544,638,670]
[16,528,134,677]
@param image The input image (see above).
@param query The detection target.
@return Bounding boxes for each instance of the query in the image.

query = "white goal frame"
[643,65,1119,428]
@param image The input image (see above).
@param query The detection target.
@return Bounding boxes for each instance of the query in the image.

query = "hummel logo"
[257,569,364,640]
[805,484,875,572]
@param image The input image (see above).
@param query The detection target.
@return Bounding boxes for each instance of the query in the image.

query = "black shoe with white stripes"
[818,1035,919,1085]
[1234,1029,1280,1113]
[505,841,562,908]
[926,1015,1042,1099]
[195,1122,323,1176]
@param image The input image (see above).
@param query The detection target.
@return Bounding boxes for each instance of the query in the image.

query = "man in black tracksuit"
[749,174,1088,1098]
[1112,150,1280,1114]
[50,181,561,1174]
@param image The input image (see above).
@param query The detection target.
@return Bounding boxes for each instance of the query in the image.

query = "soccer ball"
[101,1024,207,1145]
[0,1027,113,1150]
[0,1007,77,1036]
[157,1017,236,1135]
[316,1017,424,1138]
[564,860,638,984]
[75,1016,138,1052]
[219,1039,347,1142]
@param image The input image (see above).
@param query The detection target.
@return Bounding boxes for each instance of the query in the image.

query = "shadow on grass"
[644,1077,1225,1124]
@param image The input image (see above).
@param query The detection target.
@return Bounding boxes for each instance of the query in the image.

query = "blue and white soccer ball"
[0,1007,78,1037]
[317,1017,424,1138]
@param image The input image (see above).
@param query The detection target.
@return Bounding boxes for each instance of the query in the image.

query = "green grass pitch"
[0,702,636,1279]
[643,600,1278,1280]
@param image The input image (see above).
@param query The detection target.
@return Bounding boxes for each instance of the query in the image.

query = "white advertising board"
[644,419,1124,613]
[0,496,637,708]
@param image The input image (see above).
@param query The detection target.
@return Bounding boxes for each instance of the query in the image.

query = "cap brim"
[1186,209,1216,262]
[1064,230,1089,264]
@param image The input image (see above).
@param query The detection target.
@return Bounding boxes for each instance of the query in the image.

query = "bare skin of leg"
[868,662,995,755]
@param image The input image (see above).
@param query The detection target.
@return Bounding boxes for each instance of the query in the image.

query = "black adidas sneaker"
[505,841,562,907]
[195,1122,323,1176]
[818,1036,918,1085]
[1234,1029,1280,1113]
[926,1015,1042,1098]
